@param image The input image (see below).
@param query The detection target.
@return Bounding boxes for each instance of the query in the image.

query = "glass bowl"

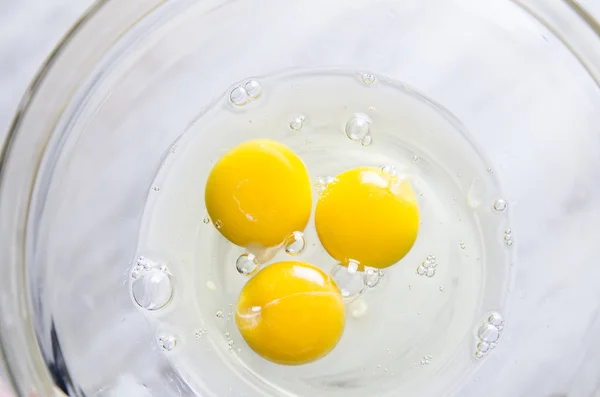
[2,0,600,396]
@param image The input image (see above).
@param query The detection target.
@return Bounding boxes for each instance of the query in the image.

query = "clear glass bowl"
[2,1,600,396]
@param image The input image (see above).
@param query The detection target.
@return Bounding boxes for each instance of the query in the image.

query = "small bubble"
[381,164,397,177]
[244,80,262,99]
[331,264,364,301]
[460,241,466,249]
[229,86,248,106]
[486,167,494,174]
[368,106,377,112]
[152,186,160,192]
[345,114,371,141]
[478,323,500,343]
[478,342,490,352]
[289,115,306,131]
[490,342,497,349]
[215,220,223,229]
[236,253,258,276]
[417,266,426,275]
[284,231,305,256]
[359,72,376,84]
[488,312,504,326]
[228,340,235,349]
[361,135,373,146]
[474,351,484,360]
[131,269,173,311]
[363,268,383,288]
[203,217,210,224]
[413,155,419,161]
[216,310,225,319]
[439,285,444,292]
[426,268,435,277]
[493,199,508,212]
[225,332,231,338]
[158,335,177,351]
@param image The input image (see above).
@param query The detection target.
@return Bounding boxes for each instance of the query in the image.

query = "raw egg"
[315,166,419,269]
[235,261,345,365]
[205,139,312,249]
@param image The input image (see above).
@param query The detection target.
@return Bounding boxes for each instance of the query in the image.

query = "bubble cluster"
[158,334,177,351]
[504,229,514,246]
[314,176,336,195]
[195,328,208,341]
[331,262,364,301]
[229,80,263,106]
[415,355,433,367]
[345,113,371,142]
[131,258,173,311]
[380,164,397,177]
[284,231,306,256]
[289,115,306,131]
[358,72,376,84]
[236,253,259,276]
[493,199,508,212]
[474,312,504,359]
[416,255,437,277]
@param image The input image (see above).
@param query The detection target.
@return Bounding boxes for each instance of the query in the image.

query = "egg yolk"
[315,166,419,269]
[205,139,312,248]
[236,261,345,365]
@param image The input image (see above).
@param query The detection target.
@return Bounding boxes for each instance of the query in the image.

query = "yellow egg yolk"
[205,139,312,249]
[235,261,345,365]
[315,166,420,269]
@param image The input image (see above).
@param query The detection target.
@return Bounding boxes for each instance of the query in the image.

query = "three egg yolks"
[205,140,420,365]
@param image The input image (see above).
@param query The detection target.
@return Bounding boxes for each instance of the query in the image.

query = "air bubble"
[474,351,484,360]
[363,268,383,288]
[215,220,223,229]
[493,199,508,212]
[216,310,225,318]
[229,86,248,106]
[413,155,419,161]
[315,176,335,195]
[331,264,364,301]
[284,231,305,256]
[345,114,371,142]
[425,268,435,277]
[478,342,490,352]
[203,217,210,224]
[236,253,258,276]
[158,335,177,351]
[381,164,397,177]
[289,115,306,131]
[361,135,373,146]
[244,80,262,99]
[131,268,173,311]
[488,312,504,326]
[359,72,376,84]
[228,340,235,349]
[460,241,466,249]
[478,324,500,343]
